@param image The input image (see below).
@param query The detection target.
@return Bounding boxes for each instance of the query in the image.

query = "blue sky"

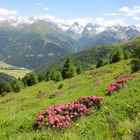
[0,0,140,26]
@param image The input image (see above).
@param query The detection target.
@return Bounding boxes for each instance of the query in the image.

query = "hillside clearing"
[0,69,31,79]
[0,60,140,140]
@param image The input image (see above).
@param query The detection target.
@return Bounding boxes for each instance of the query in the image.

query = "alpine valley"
[1,1,140,140]
[0,16,140,68]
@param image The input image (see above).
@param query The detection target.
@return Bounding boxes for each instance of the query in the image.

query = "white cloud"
[119,7,130,12]
[0,8,18,16]
[65,18,93,26]
[135,24,140,28]
[32,15,93,30]
[95,17,126,26]
[35,14,56,21]
[119,6,140,16]
[132,16,140,21]
[104,13,117,16]
[44,7,49,11]
[37,15,93,26]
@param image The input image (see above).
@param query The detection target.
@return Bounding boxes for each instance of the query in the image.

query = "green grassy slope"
[0,69,31,79]
[0,60,140,140]
[0,61,13,69]
[0,61,31,79]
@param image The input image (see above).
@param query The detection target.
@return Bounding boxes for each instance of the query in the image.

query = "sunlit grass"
[0,60,140,140]
[0,69,31,78]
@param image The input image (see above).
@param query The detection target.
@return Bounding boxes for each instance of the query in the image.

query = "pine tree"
[11,80,24,93]
[124,50,132,59]
[45,71,51,81]
[4,83,12,93]
[76,66,83,75]
[61,58,76,79]
[38,73,45,82]
[50,71,56,81]
[0,82,12,96]
[54,71,62,82]
[96,59,108,68]
[22,73,38,86]
[136,46,140,60]
[111,48,124,63]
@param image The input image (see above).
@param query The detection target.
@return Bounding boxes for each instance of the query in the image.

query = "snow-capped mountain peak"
[65,22,84,39]
[84,23,94,30]
[126,25,140,32]
[0,16,140,41]
[0,16,54,27]
[69,22,83,33]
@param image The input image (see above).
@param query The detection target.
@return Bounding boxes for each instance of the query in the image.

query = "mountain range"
[0,16,140,68]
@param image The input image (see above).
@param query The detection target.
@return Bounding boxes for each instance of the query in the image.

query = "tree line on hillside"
[0,58,83,96]
[1,44,140,97]
[96,45,140,74]
[37,38,140,73]
[131,45,140,72]
[96,47,135,68]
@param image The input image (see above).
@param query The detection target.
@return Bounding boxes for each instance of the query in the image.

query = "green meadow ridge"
[0,60,140,140]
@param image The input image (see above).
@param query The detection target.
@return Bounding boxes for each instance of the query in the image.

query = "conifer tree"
[45,71,51,81]
[54,71,62,82]
[76,66,83,75]
[11,79,24,93]
[96,59,108,68]
[111,48,124,63]
[61,58,76,79]
[22,73,38,86]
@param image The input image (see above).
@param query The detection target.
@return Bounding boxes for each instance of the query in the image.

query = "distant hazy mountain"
[0,19,76,68]
[36,36,140,73]
[66,23,140,51]
[0,16,140,68]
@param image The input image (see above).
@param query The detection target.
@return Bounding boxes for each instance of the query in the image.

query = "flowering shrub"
[33,95,102,130]
[107,83,118,94]
[107,74,139,95]
[77,96,102,108]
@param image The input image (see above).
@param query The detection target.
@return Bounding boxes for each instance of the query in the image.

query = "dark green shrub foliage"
[50,71,56,81]
[124,50,132,59]
[76,66,83,75]
[11,80,24,93]
[111,48,124,63]
[0,83,6,96]
[131,59,140,72]
[53,71,62,82]
[0,82,12,96]
[45,71,51,81]
[96,59,108,68]
[38,73,45,82]
[61,58,76,79]
[135,46,140,59]
[58,83,63,89]
[23,73,38,86]
[4,83,12,93]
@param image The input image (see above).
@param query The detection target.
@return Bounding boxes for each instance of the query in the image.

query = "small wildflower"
[76,123,79,126]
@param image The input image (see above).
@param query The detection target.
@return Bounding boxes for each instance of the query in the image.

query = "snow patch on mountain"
[0,15,140,41]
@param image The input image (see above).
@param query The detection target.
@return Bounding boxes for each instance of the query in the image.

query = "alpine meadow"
[0,1,140,140]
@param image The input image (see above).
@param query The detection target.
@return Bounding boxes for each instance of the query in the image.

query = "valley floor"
[0,69,31,79]
[0,60,140,140]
